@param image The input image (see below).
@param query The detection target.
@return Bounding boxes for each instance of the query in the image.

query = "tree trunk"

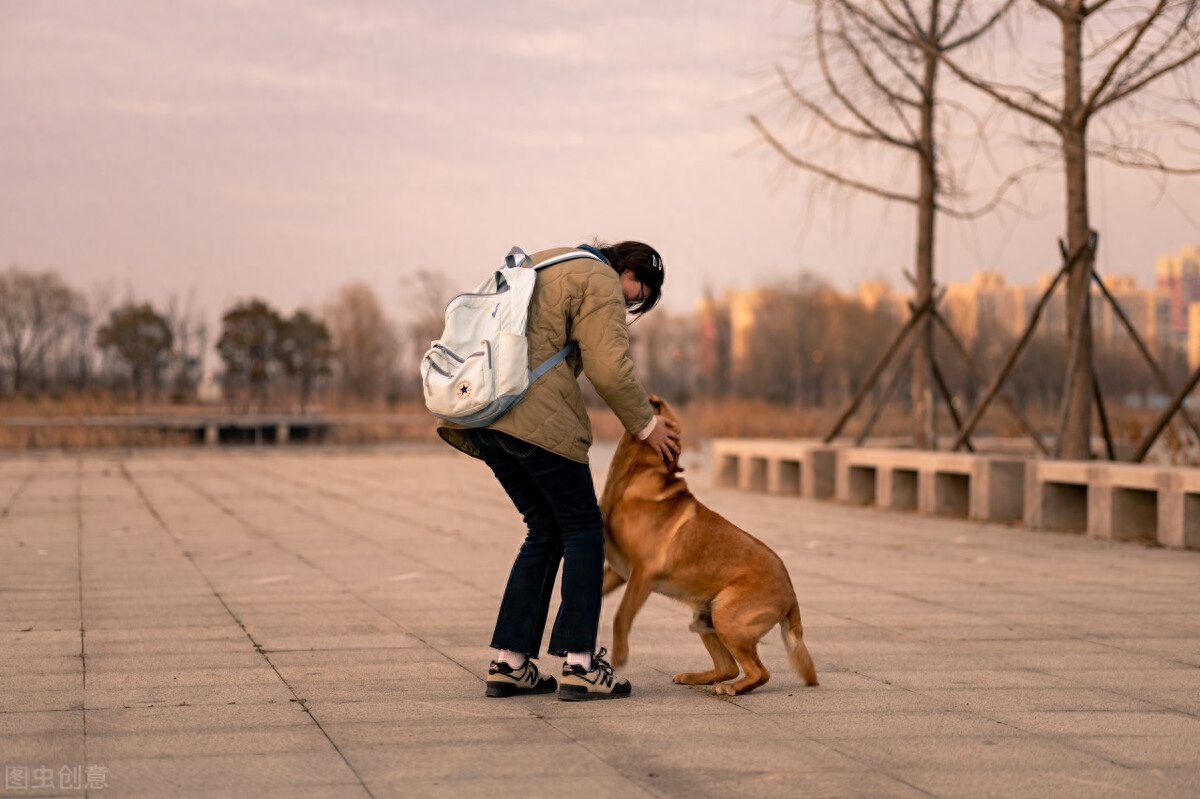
[912,7,940,450]
[1059,4,1093,460]
[11,351,23,394]
[300,373,312,414]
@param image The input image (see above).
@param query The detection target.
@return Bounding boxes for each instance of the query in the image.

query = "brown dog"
[599,395,818,695]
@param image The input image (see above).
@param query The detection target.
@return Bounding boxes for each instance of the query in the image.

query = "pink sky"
[2,0,1198,330]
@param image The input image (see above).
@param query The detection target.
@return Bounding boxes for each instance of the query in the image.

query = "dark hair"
[596,240,665,315]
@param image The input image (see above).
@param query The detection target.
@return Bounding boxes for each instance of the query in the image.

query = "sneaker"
[485,659,557,697]
[558,647,631,701]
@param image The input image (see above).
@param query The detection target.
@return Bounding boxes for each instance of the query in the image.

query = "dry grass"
[0,392,1185,457]
[0,426,194,450]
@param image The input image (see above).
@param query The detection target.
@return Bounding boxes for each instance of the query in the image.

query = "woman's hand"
[644,417,682,467]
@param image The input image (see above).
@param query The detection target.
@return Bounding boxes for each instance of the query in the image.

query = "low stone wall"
[711,439,1199,550]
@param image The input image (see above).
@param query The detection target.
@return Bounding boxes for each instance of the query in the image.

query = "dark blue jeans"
[464,428,604,658]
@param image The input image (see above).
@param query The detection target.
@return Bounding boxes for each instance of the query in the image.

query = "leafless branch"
[937,156,1060,219]
[932,49,1062,129]
[1096,45,1200,112]
[749,114,921,205]
[943,0,1018,50]
[1088,142,1200,174]
[1085,0,1170,116]
[1030,0,1068,20]
[813,6,918,148]
[775,66,887,144]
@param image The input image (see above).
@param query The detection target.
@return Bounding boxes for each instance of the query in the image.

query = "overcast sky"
[2,0,1199,329]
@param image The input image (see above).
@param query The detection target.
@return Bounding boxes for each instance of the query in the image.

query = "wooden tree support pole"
[855,333,920,447]
[1092,372,1115,461]
[951,234,1096,452]
[825,294,933,443]
[1132,361,1200,463]
[931,358,974,452]
[1091,268,1200,453]
[930,309,1049,456]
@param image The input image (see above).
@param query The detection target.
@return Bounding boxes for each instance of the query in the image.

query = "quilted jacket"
[437,246,654,464]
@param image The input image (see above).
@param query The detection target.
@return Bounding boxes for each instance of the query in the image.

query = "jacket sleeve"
[571,270,655,436]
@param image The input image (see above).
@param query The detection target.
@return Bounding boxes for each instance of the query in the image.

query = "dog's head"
[647,393,680,427]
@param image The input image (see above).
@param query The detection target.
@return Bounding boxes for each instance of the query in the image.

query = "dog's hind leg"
[610,568,656,667]
[710,601,775,695]
[673,611,740,686]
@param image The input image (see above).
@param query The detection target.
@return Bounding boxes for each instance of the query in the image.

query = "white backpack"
[421,245,605,427]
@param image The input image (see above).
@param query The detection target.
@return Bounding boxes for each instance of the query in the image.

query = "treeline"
[632,273,1188,416]
[0,266,418,411]
[1,265,1186,416]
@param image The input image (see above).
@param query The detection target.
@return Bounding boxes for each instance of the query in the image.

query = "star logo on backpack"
[456,380,473,399]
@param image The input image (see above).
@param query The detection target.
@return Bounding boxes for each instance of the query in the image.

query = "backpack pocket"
[421,333,535,427]
[422,342,494,419]
[493,331,530,399]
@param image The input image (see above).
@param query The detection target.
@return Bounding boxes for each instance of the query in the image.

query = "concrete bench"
[1025,460,1200,548]
[711,439,838,500]
[711,439,1199,551]
[834,448,1025,523]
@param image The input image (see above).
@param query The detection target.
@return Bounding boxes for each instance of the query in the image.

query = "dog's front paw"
[610,643,628,667]
[712,683,738,696]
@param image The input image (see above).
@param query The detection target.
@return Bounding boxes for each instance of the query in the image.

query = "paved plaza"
[2,444,1200,798]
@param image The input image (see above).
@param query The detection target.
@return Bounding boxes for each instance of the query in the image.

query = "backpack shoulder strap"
[505,246,529,269]
[530,342,577,381]
[505,246,606,272]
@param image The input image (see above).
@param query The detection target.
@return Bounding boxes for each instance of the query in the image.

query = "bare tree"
[277,310,332,413]
[164,290,208,403]
[628,309,696,405]
[752,0,1014,448]
[408,270,453,353]
[393,270,454,402]
[327,283,398,406]
[696,287,734,399]
[217,299,283,410]
[930,0,1200,458]
[0,267,85,395]
[96,303,174,403]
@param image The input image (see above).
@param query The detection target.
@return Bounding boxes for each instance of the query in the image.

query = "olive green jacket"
[437,247,654,464]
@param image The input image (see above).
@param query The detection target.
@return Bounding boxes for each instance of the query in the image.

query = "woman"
[437,240,681,701]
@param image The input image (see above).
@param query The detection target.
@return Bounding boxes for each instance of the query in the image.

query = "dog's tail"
[780,603,819,686]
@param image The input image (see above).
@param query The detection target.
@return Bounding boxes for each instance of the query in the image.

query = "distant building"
[1093,274,1170,350]
[692,262,1192,393]
[727,290,764,371]
[857,280,907,321]
[943,271,1030,347]
[936,269,1176,352]
[1189,303,1200,371]
[1030,272,1068,335]
[1156,246,1200,342]
[694,294,734,396]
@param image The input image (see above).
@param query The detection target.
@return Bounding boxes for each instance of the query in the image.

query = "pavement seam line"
[1,470,35,518]
[118,462,376,799]
[75,457,91,799]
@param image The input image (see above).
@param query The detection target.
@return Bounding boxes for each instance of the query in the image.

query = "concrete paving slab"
[3,445,1200,797]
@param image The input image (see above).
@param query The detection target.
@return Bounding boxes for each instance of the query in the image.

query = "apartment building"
[1156,246,1200,341]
